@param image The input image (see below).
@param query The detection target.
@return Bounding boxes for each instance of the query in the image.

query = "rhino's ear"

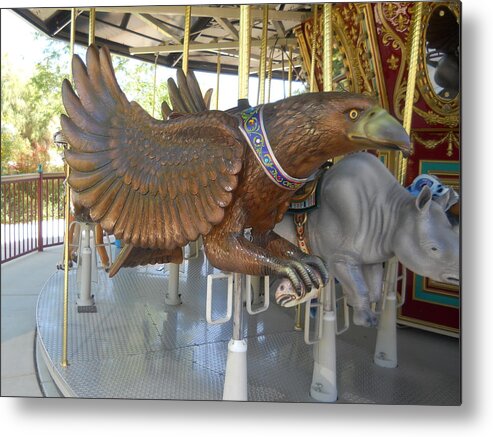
[416,185,432,213]
[434,190,451,211]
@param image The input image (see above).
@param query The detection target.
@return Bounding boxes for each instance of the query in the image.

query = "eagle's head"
[313,93,411,157]
[263,92,411,180]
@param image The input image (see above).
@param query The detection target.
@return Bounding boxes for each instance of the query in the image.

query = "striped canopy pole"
[398,2,424,185]
[309,4,319,92]
[88,8,96,45]
[238,5,252,101]
[182,6,192,74]
[323,3,333,92]
[215,45,221,110]
[258,5,269,104]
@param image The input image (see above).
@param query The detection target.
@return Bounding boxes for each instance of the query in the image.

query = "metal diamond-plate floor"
[36,250,460,404]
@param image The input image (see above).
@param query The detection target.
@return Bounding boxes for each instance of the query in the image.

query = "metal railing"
[1,171,66,263]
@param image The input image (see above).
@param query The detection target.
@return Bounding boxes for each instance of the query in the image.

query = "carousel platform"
[33,244,461,404]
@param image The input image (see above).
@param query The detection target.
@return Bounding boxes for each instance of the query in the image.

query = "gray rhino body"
[275,152,459,327]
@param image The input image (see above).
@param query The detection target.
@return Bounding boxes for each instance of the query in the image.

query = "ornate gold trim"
[413,106,460,127]
[412,130,460,156]
[425,278,460,294]
[332,5,360,92]
[295,3,385,97]
[362,3,390,109]
[374,2,411,122]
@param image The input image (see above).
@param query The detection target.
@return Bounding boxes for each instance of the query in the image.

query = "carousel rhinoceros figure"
[275,152,459,327]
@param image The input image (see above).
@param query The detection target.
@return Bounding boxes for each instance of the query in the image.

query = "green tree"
[113,55,170,117]
[1,36,69,174]
[1,32,170,175]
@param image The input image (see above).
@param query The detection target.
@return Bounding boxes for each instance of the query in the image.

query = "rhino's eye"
[431,247,438,252]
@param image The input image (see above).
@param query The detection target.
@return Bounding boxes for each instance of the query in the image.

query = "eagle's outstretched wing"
[62,45,245,251]
[162,68,214,118]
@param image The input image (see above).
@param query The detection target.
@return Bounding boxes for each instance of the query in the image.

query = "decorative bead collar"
[238,106,308,191]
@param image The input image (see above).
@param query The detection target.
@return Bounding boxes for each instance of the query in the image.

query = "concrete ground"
[1,243,460,404]
[1,245,63,397]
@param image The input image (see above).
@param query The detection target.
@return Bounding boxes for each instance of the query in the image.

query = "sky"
[0,8,305,110]
[1,9,50,79]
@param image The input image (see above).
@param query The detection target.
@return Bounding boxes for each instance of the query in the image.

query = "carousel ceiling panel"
[12,5,310,78]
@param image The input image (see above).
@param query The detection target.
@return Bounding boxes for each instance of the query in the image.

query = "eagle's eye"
[349,109,359,120]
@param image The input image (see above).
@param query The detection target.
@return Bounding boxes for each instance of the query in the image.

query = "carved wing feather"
[62,45,245,250]
[166,67,213,115]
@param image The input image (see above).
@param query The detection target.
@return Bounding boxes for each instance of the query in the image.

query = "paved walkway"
[1,245,63,397]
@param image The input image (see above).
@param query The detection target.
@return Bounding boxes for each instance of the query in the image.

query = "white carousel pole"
[310,279,337,402]
[76,223,96,310]
[223,273,248,400]
[165,262,182,305]
[374,258,398,368]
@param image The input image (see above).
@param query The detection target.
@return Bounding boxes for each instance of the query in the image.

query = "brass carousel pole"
[309,4,319,92]
[267,48,274,103]
[152,53,158,117]
[215,47,221,110]
[238,5,251,101]
[88,8,96,45]
[258,4,269,105]
[323,3,333,92]
[281,47,286,99]
[182,5,192,75]
[61,8,77,368]
[398,2,424,185]
[288,45,293,97]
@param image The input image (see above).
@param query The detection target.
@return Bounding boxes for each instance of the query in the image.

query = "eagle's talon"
[302,262,321,290]
[275,258,320,302]
[301,255,329,286]
[282,265,304,298]
[288,260,318,296]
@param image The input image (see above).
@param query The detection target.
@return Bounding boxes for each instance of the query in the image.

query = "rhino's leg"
[362,263,384,305]
[332,261,377,328]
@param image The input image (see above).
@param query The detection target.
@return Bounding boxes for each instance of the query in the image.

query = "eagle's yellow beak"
[348,106,411,157]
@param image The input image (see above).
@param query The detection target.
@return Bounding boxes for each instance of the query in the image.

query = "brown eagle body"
[61,45,410,299]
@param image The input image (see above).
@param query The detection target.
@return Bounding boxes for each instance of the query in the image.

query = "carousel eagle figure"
[61,45,410,303]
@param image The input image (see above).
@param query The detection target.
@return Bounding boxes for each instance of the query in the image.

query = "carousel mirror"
[424,4,460,100]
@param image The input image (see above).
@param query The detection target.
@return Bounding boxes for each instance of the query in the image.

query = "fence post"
[37,164,43,252]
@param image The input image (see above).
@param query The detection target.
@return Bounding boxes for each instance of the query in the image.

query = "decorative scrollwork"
[375,2,412,121]
[295,3,385,99]
[411,130,460,157]
[413,107,460,128]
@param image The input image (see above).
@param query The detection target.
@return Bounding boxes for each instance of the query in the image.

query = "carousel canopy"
[13,5,312,79]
